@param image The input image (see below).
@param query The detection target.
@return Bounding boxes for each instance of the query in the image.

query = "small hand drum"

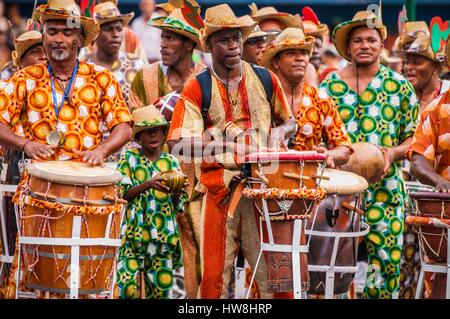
[159,170,187,192]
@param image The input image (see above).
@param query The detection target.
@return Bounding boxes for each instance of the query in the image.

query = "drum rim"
[318,168,369,194]
[26,161,122,185]
[245,150,326,163]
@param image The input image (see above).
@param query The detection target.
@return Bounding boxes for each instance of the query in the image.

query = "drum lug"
[325,208,339,228]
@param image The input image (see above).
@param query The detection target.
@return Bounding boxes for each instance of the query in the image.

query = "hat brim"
[151,23,201,50]
[132,122,170,139]
[252,13,302,30]
[200,21,257,53]
[395,50,438,63]
[96,12,134,27]
[15,37,43,62]
[305,23,329,38]
[247,30,277,43]
[40,12,100,47]
[446,38,450,68]
[333,19,387,61]
[259,37,315,72]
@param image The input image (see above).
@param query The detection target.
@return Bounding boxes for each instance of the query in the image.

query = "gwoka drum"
[16,161,125,298]
[242,151,327,298]
[306,168,369,299]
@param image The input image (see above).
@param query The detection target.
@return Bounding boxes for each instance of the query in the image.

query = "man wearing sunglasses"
[238,15,271,65]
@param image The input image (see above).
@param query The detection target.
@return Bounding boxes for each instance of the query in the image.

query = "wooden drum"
[17,161,125,297]
[243,151,326,294]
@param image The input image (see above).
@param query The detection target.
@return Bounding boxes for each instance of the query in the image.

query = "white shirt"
[131,14,161,62]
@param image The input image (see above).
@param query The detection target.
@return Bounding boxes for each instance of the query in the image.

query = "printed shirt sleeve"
[318,86,353,150]
[399,80,420,142]
[116,151,136,196]
[167,78,204,141]
[409,94,444,164]
[268,70,293,125]
[0,73,26,131]
[99,69,133,131]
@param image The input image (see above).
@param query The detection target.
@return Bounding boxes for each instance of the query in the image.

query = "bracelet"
[21,140,31,152]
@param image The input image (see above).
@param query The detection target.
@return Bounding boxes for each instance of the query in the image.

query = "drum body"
[408,192,450,263]
[19,161,124,295]
[244,151,326,293]
[307,169,368,295]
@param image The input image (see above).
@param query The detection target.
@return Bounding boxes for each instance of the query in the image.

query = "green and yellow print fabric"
[320,65,419,299]
[116,148,188,298]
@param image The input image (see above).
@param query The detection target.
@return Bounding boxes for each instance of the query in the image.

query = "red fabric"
[245,151,326,162]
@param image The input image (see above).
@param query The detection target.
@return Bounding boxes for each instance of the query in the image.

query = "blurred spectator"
[380,48,402,74]
[0,17,13,68]
[6,4,27,37]
[131,0,167,63]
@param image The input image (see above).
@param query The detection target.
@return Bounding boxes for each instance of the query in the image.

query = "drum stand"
[305,214,370,299]
[0,184,18,285]
[14,205,125,299]
[415,226,450,299]
[247,198,312,300]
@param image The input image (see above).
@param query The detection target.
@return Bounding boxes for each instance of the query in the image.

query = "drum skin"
[408,192,450,263]
[340,142,386,184]
[21,171,122,295]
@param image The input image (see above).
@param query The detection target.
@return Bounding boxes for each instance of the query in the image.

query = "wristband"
[21,140,31,152]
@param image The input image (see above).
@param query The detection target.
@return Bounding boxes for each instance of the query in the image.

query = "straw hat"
[149,8,201,49]
[249,3,303,31]
[258,28,315,72]
[380,48,401,64]
[446,37,450,68]
[200,4,256,53]
[11,31,43,67]
[238,15,273,41]
[37,0,99,47]
[393,21,444,63]
[156,0,200,15]
[94,1,134,27]
[301,6,328,38]
[132,105,170,138]
[333,10,387,61]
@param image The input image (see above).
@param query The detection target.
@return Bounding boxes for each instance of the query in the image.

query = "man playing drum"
[258,27,352,167]
[409,37,450,299]
[168,4,296,299]
[320,10,420,299]
[0,0,132,298]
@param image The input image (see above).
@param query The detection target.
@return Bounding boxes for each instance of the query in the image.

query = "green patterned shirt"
[117,148,187,264]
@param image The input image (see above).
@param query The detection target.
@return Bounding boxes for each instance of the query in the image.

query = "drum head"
[318,168,368,194]
[245,150,326,163]
[27,161,122,185]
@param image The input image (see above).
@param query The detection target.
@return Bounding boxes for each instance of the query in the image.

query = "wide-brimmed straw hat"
[156,0,200,15]
[200,4,256,53]
[37,0,99,47]
[94,1,134,27]
[446,37,450,68]
[301,6,328,38]
[238,15,274,42]
[333,10,387,61]
[132,105,170,139]
[393,21,445,64]
[249,3,303,30]
[258,27,315,72]
[149,8,202,49]
[11,31,43,67]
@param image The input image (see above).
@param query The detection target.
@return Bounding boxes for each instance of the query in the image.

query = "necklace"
[227,87,240,110]
[211,63,243,87]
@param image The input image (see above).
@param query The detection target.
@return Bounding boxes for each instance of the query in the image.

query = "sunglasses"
[246,36,268,45]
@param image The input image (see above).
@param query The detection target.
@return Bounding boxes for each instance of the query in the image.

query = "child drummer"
[116,105,188,299]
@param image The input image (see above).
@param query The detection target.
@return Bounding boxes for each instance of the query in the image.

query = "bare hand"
[268,127,288,151]
[145,174,170,193]
[380,147,395,176]
[73,147,107,166]
[23,141,57,160]
[234,142,258,164]
[435,180,450,193]
[313,145,335,168]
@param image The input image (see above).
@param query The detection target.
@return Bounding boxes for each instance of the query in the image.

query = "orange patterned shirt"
[0,62,132,160]
[290,83,352,151]
[410,91,450,180]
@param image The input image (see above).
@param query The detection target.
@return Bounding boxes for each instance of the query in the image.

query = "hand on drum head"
[312,145,335,168]
[23,141,57,160]
[268,126,288,151]
[72,147,107,166]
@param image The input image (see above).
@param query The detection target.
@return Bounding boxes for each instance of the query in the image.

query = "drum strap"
[196,64,273,128]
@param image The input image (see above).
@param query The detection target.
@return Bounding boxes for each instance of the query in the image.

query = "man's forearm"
[389,137,413,162]
[100,123,132,157]
[411,153,446,187]
[168,137,234,158]
[0,122,27,150]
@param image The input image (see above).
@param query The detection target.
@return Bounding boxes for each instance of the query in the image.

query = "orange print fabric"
[0,62,132,160]
[291,83,352,151]
[410,91,450,180]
